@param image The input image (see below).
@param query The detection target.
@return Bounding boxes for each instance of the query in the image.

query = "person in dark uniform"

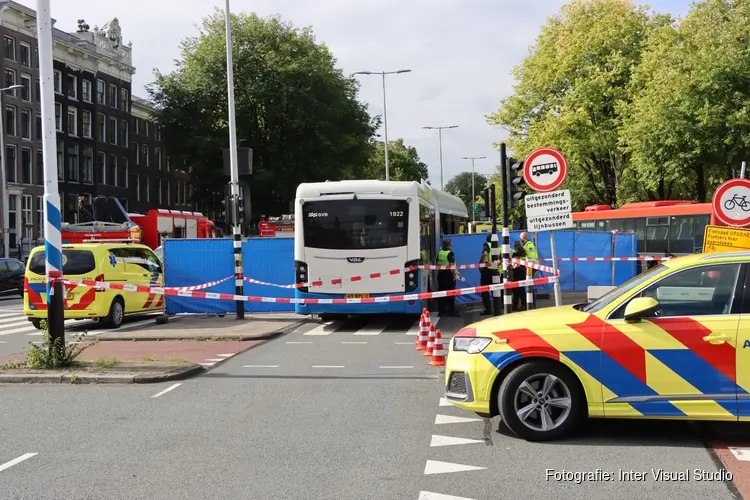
[511,240,527,311]
[479,234,494,316]
[436,238,459,317]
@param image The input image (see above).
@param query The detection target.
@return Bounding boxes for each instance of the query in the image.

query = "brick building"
[0,1,190,258]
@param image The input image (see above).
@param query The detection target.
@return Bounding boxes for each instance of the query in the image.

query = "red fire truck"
[258,214,294,238]
[129,209,218,249]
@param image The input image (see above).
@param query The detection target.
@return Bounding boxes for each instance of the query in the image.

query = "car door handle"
[702,334,732,344]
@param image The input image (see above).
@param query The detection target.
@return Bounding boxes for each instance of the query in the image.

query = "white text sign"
[524,190,572,218]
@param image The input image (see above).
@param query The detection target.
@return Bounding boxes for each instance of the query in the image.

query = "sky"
[23,0,693,189]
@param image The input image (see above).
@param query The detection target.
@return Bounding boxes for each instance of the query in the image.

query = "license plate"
[346,294,370,299]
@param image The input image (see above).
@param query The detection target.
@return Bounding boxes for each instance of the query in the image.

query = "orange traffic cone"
[416,315,429,351]
[415,313,425,345]
[424,323,436,356]
[423,309,432,329]
[430,329,447,367]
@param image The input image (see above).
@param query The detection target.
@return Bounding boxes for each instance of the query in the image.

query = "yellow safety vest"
[483,242,492,263]
[523,240,539,262]
[437,249,451,266]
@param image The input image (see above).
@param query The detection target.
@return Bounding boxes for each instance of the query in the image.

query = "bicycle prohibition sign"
[724,194,750,212]
[713,178,750,227]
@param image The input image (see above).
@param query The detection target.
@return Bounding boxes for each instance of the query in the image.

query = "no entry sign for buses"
[523,147,568,193]
[712,178,750,227]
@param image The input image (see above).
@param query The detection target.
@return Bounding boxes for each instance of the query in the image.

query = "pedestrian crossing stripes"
[300,314,443,337]
[0,310,159,338]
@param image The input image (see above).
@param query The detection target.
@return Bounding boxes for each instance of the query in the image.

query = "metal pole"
[381,72,390,181]
[0,90,6,258]
[499,143,512,315]
[550,232,562,306]
[471,158,475,222]
[224,0,244,320]
[490,184,501,316]
[438,128,444,190]
[741,161,747,179]
[37,0,64,346]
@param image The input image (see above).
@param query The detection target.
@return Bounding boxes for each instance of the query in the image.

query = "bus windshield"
[302,199,408,250]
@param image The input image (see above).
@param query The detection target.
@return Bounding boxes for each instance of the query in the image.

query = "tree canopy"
[147,10,377,216]
[365,139,429,182]
[445,172,488,214]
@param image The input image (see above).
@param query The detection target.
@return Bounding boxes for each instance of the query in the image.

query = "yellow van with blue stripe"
[24,243,164,330]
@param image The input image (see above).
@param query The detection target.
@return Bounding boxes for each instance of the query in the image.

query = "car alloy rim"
[513,373,572,432]
[114,303,123,324]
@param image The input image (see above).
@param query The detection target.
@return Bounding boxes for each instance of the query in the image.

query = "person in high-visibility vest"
[520,232,538,301]
[436,238,459,317]
[479,234,494,315]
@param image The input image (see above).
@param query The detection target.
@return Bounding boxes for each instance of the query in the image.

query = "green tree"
[365,138,429,182]
[487,0,669,209]
[621,0,750,202]
[445,172,488,214]
[147,10,377,216]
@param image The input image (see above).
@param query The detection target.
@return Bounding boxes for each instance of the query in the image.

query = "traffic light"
[508,157,525,208]
[237,196,245,225]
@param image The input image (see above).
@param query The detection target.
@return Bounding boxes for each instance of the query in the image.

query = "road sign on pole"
[712,178,750,227]
[523,147,568,193]
[524,189,574,232]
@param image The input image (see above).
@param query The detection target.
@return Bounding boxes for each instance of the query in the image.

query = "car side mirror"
[624,297,660,323]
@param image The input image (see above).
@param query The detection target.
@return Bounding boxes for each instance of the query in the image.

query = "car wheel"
[31,318,43,330]
[497,360,585,442]
[106,298,125,329]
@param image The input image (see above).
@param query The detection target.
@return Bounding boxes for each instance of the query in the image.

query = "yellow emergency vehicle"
[24,242,164,330]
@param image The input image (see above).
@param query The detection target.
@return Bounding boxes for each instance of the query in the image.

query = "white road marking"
[423,460,485,475]
[199,362,215,367]
[395,342,413,345]
[0,453,38,473]
[286,341,313,344]
[151,383,182,399]
[303,321,338,336]
[0,340,6,344]
[243,365,279,368]
[354,323,386,335]
[430,435,484,447]
[729,447,750,461]
[434,414,481,424]
[205,358,224,362]
[379,365,413,369]
[217,353,235,357]
[418,491,478,500]
[439,398,452,407]
[312,365,344,368]
[341,341,367,344]
[0,317,31,326]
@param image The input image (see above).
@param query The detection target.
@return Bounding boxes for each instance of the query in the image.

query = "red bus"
[572,201,721,255]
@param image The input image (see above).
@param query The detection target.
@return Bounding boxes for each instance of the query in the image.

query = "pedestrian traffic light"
[508,157,525,208]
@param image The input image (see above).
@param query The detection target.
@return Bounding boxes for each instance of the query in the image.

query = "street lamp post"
[353,70,411,181]
[461,156,486,222]
[422,125,458,190]
[0,83,23,258]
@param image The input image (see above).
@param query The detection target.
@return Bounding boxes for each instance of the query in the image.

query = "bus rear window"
[28,250,96,276]
[302,200,409,250]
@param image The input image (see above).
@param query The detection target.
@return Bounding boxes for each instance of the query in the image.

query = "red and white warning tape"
[173,276,233,291]
[541,256,671,262]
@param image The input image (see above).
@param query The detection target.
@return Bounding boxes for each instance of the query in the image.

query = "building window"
[56,140,63,180]
[119,157,128,187]
[108,84,117,108]
[20,75,31,101]
[4,68,16,96]
[35,78,40,103]
[4,36,15,60]
[67,106,77,137]
[19,42,30,67]
[141,144,149,166]
[67,74,77,100]
[156,126,162,141]
[155,148,162,170]
[108,116,116,144]
[54,102,62,132]
[81,79,91,102]
[119,88,128,111]
[81,110,91,138]
[97,113,105,142]
[67,144,79,183]
[132,142,139,164]
[21,147,31,184]
[144,120,150,137]
[96,152,105,185]
[20,109,30,139]
[118,119,128,147]
[144,176,150,202]
[36,196,43,239]
[133,117,139,135]
[96,79,105,104]
[5,105,16,137]
[53,70,62,94]
[107,154,117,186]
[8,195,16,247]
[5,145,16,183]
[166,158,171,172]
[22,195,32,240]
[166,181,170,205]
[35,113,41,141]
[35,150,42,186]
[82,146,93,184]
[135,174,140,201]
[157,178,162,204]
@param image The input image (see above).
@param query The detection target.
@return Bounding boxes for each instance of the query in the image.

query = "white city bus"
[293,180,468,316]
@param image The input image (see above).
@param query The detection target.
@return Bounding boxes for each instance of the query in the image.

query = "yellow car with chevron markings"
[445,251,750,441]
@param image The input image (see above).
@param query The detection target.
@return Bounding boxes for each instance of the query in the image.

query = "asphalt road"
[0,313,743,500]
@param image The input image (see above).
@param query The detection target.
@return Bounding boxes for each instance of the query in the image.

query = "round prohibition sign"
[712,178,750,227]
[523,147,568,193]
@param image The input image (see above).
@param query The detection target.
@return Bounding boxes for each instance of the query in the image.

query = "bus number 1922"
[390,211,404,217]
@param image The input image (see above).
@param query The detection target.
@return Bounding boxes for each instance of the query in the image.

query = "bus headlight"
[295,260,309,293]
[404,260,419,292]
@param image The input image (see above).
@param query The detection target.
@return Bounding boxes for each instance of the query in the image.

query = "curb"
[94,318,309,342]
[0,363,205,384]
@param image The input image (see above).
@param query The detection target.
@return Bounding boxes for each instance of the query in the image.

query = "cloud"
[26,0,691,187]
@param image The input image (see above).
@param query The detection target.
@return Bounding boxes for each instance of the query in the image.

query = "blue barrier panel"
[536,231,575,291]
[446,233,487,304]
[164,238,236,314]
[241,238,295,313]
[574,232,612,292]
[614,233,638,285]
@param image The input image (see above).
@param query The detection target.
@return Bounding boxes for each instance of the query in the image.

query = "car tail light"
[404,259,419,292]
[295,260,308,293]
[23,277,28,293]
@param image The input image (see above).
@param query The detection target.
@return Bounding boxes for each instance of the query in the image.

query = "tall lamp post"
[0,84,23,258]
[353,70,411,181]
[461,156,486,222]
[422,125,458,190]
